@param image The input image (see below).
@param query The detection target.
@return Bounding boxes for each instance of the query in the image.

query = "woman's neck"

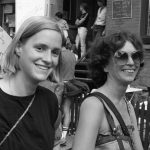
[9,72,37,96]
[99,79,128,104]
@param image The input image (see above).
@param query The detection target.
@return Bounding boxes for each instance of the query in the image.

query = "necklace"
[0,94,35,146]
[0,76,36,146]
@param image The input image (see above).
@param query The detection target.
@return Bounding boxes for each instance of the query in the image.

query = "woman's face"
[17,29,62,83]
[80,6,83,12]
[105,41,142,85]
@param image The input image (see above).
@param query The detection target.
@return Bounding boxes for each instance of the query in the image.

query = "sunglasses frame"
[113,50,143,65]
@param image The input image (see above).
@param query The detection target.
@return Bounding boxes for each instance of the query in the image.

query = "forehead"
[118,41,137,53]
[25,29,62,48]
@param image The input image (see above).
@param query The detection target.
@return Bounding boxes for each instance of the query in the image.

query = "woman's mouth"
[35,64,50,70]
[123,69,135,73]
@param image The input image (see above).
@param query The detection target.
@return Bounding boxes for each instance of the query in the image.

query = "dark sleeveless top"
[0,86,58,150]
[77,12,89,28]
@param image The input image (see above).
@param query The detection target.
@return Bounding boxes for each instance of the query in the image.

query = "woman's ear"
[104,66,108,73]
[15,42,22,57]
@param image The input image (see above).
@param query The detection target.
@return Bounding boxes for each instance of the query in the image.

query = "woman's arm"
[129,103,144,150]
[77,13,88,25]
[75,19,80,26]
[72,96,104,150]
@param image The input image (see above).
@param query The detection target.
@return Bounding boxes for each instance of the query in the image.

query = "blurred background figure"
[40,37,77,149]
[75,2,89,58]
[91,0,107,39]
[55,11,69,40]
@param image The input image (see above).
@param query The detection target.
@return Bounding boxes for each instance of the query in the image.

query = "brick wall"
[106,0,142,36]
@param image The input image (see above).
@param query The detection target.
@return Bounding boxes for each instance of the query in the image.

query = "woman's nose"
[43,50,52,63]
[126,55,134,65]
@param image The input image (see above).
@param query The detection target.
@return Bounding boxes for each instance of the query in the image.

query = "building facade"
[0,0,15,37]
[0,0,150,86]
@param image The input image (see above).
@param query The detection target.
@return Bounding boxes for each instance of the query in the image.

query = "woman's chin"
[121,78,135,85]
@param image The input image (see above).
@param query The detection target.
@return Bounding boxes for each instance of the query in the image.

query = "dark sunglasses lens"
[119,52,128,61]
[132,52,142,62]
[114,51,128,64]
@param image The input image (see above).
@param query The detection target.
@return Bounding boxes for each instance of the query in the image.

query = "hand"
[91,25,94,29]
[102,30,105,36]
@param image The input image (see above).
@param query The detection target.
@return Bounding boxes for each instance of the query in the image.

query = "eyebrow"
[34,43,48,49]
[34,43,61,50]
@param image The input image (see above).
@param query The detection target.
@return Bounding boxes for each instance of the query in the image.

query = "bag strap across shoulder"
[89,92,130,136]
[87,92,134,150]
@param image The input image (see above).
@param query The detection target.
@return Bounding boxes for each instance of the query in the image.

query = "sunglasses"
[114,51,143,65]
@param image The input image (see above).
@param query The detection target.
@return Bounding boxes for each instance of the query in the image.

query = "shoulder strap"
[0,95,35,146]
[89,92,130,136]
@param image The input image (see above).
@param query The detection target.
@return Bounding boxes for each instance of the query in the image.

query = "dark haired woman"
[72,31,144,150]
[75,2,89,58]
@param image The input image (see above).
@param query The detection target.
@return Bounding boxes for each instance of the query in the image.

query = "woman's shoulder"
[81,93,105,114]
[37,85,57,98]
[37,85,58,109]
[37,85,58,105]
[102,7,107,12]
[79,94,105,127]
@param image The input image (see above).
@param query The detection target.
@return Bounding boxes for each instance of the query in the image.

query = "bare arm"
[129,103,144,150]
[72,96,104,150]
[75,19,80,26]
[75,13,88,26]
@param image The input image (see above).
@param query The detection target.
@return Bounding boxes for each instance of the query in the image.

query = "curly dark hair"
[88,31,144,88]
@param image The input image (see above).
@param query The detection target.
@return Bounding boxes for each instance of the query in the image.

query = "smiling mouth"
[122,69,135,73]
[35,64,50,70]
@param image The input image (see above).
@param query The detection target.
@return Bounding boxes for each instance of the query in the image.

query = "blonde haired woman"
[0,16,64,150]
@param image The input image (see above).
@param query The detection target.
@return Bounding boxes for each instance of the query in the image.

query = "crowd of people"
[0,0,146,150]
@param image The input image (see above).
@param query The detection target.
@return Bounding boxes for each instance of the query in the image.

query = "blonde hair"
[49,52,63,83]
[2,16,64,74]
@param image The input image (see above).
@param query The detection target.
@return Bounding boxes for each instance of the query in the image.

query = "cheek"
[52,56,59,67]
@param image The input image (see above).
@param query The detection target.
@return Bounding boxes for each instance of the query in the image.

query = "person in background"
[0,16,64,150]
[55,12,69,40]
[52,45,76,146]
[91,0,107,39]
[72,31,144,150]
[40,38,77,148]
[75,2,89,58]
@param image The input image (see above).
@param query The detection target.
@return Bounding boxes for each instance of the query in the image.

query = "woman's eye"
[36,47,43,51]
[51,49,60,56]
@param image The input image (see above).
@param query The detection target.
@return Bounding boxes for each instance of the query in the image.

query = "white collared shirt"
[95,7,107,26]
